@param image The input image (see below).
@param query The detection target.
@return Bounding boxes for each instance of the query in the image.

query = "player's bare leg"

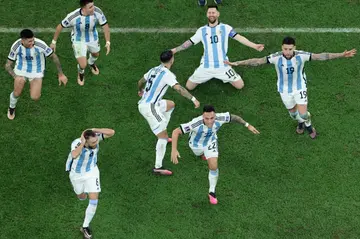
[80,192,99,239]
[153,130,173,176]
[298,104,316,139]
[207,157,219,204]
[164,100,175,143]
[8,76,26,120]
[88,52,100,75]
[230,79,244,89]
[77,57,87,86]
[186,79,198,90]
[29,78,43,101]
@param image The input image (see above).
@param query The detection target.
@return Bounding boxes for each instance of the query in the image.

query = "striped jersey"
[138,64,178,104]
[267,50,312,94]
[180,112,231,148]
[7,38,53,74]
[190,23,238,69]
[65,133,104,174]
[61,7,107,43]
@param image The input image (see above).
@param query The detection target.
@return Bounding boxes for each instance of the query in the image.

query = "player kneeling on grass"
[138,50,200,176]
[171,105,259,205]
[225,36,356,139]
[65,128,115,239]
[50,0,111,86]
[5,29,68,120]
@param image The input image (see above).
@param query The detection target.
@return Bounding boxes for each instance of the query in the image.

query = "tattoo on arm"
[138,77,146,91]
[51,54,63,74]
[5,61,15,78]
[313,52,343,61]
[175,40,193,53]
[174,84,193,100]
[230,114,246,125]
[239,57,267,66]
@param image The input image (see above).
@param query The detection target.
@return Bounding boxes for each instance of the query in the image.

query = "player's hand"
[224,60,239,66]
[138,90,144,97]
[80,130,86,144]
[343,49,357,58]
[171,48,177,54]
[50,43,56,52]
[247,125,260,134]
[255,44,265,52]
[58,73,68,86]
[171,150,181,164]
[193,99,200,108]
[105,42,111,55]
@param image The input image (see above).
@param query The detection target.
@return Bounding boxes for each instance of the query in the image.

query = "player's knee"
[77,193,87,200]
[300,112,309,120]
[232,80,244,89]
[186,81,196,90]
[79,62,87,69]
[168,100,175,110]
[30,93,41,101]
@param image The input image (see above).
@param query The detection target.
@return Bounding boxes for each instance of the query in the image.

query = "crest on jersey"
[102,16,106,22]
[46,48,52,54]
[184,126,190,132]
[64,20,69,26]
[9,51,15,58]
[225,116,230,121]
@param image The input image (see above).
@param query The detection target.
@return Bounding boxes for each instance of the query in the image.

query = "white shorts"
[280,89,308,109]
[189,66,242,84]
[72,41,100,58]
[138,100,168,135]
[14,69,44,80]
[190,141,219,159]
[69,166,101,195]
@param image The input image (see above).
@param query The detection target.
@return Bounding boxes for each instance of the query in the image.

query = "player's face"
[207,8,219,24]
[282,44,296,59]
[86,136,98,149]
[83,2,95,15]
[203,111,216,127]
[21,38,35,48]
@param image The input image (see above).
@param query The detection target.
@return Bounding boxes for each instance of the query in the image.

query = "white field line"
[1,27,360,33]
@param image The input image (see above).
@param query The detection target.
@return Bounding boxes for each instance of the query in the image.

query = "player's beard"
[208,17,217,24]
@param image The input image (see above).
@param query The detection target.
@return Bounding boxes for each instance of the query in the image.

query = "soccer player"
[171,105,259,204]
[65,128,115,239]
[171,5,264,90]
[5,29,68,120]
[225,36,357,139]
[50,0,110,86]
[138,50,200,176]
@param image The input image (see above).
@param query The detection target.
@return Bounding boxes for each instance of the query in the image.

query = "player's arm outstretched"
[233,34,264,52]
[224,57,268,67]
[230,114,260,134]
[171,127,183,164]
[311,49,356,61]
[49,53,68,86]
[171,40,194,54]
[92,128,115,139]
[173,84,200,108]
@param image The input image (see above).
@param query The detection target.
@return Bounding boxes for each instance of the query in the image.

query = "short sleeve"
[190,28,202,45]
[61,13,73,28]
[8,40,21,61]
[71,139,82,151]
[35,39,53,57]
[215,112,231,125]
[163,72,178,87]
[143,68,152,81]
[266,52,280,64]
[180,117,202,134]
[95,7,107,26]
[226,24,238,38]
[297,51,312,62]
[97,133,104,142]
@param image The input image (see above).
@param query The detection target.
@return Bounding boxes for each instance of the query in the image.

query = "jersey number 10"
[210,35,219,44]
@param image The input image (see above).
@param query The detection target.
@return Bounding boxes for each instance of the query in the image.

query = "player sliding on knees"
[171,105,260,204]
[138,50,200,176]
[6,29,68,120]
[225,36,356,139]
[50,0,111,86]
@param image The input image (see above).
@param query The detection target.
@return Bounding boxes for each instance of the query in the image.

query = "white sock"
[295,114,305,123]
[83,199,98,227]
[209,169,219,193]
[155,138,168,168]
[163,107,174,126]
[88,55,98,65]
[9,92,19,108]
[300,111,312,127]
[77,64,85,74]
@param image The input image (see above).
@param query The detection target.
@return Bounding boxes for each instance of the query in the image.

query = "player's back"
[267,50,311,94]
[138,64,178,104]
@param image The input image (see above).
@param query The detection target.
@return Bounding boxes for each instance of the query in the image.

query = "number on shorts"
[208,142,217,151]
[145,75,156,92]
[225,69,236,79]
[286,67,295,74]
[300,90,307,99]
[96,178,99,186]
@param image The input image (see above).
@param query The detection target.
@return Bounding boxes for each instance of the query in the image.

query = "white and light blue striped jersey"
[180,112,231,148]
[138,64,178,105]
[8,38,53,74]
[65,133,104,174]
[61,7,107,43]
[190,23,238,69]
[267,50,312,94]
